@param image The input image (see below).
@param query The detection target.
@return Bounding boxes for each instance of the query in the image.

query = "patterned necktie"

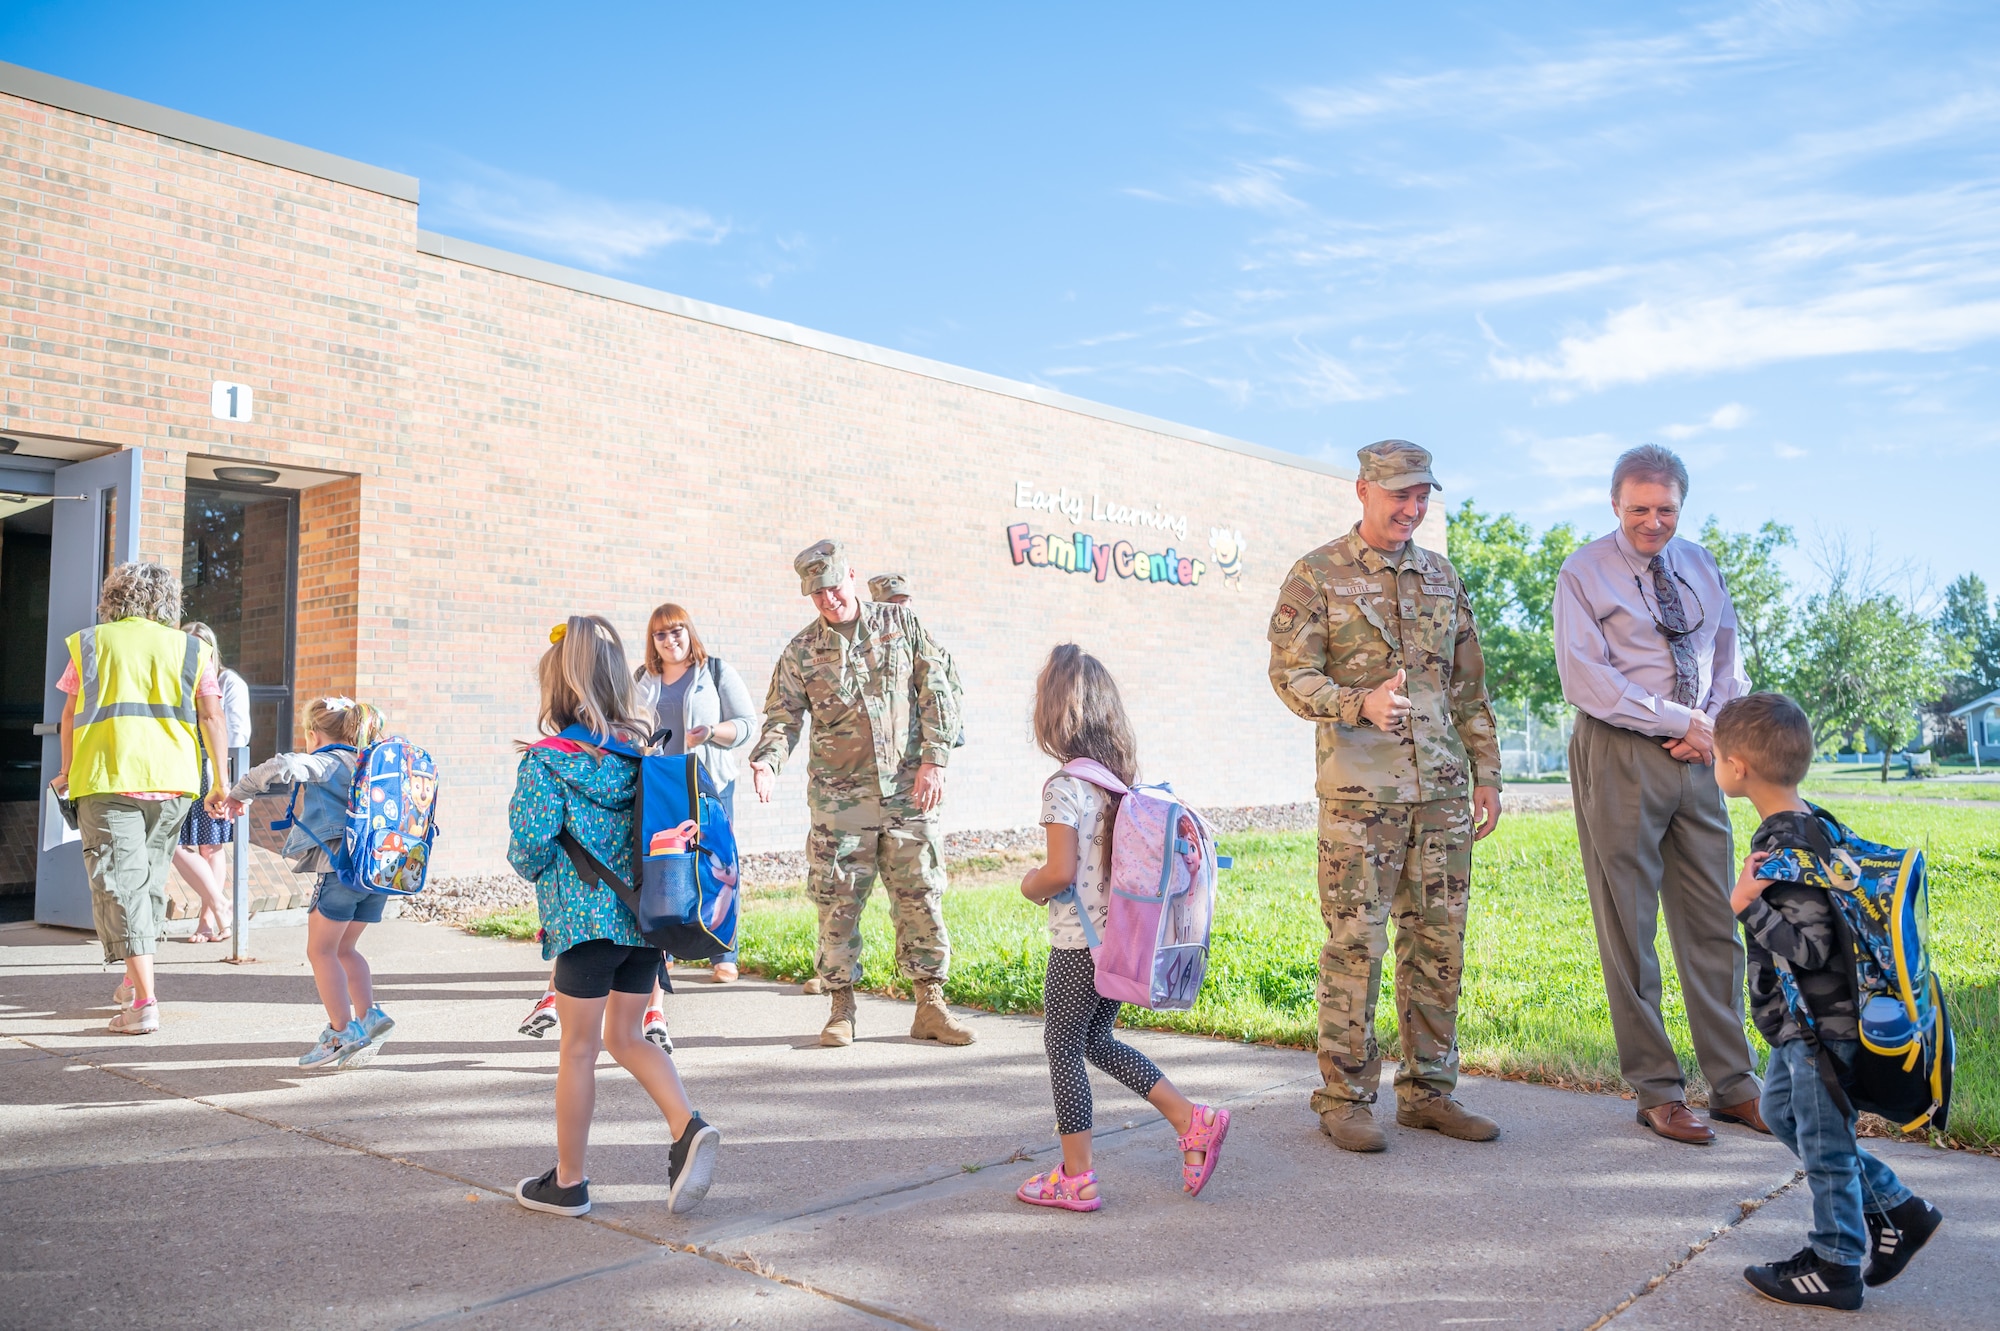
[1649,554,1699,707]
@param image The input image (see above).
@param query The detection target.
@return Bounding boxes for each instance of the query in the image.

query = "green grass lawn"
[1802,761,2000,801]
[469,803,1998,1151]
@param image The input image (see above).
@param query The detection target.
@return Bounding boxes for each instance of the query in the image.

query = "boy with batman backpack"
[1716,693,1949,1311]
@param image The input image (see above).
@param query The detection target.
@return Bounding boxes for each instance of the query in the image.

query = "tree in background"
[1937,573,2000,702]
[1699,518,1794,689]
[1447,501,1585,712]
[1784,542,1946,781]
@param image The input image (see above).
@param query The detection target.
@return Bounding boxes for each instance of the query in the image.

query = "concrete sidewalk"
[2,919,1992,1330]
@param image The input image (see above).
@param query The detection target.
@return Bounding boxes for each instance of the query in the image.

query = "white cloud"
[1201,163,1307,214]
[429,163,727,269]
[1774,442,1809,458]
[1489,290,2000,390]
[1285,1,1855,129]
[1661,402,1752,438]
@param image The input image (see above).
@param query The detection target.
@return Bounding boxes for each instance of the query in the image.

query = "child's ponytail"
[304,696,386,748]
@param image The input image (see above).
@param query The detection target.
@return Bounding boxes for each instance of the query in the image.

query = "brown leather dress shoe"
[1709,1096,1771,1134]
[1637,1100,1716,1145]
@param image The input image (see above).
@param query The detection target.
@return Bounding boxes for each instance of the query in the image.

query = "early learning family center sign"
[1006,480,1209,590]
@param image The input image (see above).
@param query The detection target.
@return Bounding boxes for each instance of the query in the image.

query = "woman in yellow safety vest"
[52,562,234,1035]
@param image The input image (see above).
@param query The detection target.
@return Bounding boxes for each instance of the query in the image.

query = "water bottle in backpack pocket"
[1052,758,1230,1012]
[1770,806,1957,1134]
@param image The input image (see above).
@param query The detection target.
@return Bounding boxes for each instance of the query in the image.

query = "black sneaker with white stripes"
[667,1112,720,1215]
[1865,1196,1942,1287]
[1744,1247,1863,1310]
[515,1167,591,1217]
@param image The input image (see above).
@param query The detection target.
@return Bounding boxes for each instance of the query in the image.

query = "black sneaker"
[667,1112,721,1215]
[1865,1196,1943,1287]
[1744,1247,1863,1310]
[515,1167,591,1217]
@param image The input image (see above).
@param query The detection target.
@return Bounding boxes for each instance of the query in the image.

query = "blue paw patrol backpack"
[276,737,441,895]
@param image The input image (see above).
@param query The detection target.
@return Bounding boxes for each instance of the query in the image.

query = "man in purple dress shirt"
[1553,445,1769,1147]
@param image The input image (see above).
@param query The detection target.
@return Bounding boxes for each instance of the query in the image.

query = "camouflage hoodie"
[1738,810,1860,1046]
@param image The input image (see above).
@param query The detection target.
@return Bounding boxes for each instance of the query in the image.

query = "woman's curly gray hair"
[97,562,184,626]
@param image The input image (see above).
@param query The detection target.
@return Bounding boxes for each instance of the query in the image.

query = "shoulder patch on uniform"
[1274,604,1299,628]
[1281,574,1320,605]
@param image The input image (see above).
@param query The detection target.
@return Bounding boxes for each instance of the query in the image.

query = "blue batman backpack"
[1761,804,1956,1133]
[274,737,441,896]
[541,726,740,960]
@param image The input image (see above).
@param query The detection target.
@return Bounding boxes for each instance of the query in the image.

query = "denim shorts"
[311,874,386,924]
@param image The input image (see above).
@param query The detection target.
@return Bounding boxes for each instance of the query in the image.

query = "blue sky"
[7,1,1998,595]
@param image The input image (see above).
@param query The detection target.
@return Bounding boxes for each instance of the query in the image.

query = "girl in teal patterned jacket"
[506,614,721,1220]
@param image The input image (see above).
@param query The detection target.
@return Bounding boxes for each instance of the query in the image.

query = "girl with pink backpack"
[1014,644,1229,1212]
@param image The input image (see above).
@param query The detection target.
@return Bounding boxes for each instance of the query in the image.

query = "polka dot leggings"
[1043,947,1163,1135]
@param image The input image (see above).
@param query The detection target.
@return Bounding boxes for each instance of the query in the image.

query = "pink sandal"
[1179,1104,1230,1197]
[1016,1165,1101,1212]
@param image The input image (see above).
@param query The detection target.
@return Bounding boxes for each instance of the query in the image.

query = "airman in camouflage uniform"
[750,541,974,1047]
[869,573,966,748]
[1268,440,1505,1152]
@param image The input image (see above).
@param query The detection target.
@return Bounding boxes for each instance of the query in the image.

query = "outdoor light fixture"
[214,465,281,484]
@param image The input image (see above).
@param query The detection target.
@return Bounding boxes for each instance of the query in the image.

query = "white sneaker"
[108,1001,159,1034]
[519,992,559,1039]
[113,980,135,1010]
[643,1008,673,1053]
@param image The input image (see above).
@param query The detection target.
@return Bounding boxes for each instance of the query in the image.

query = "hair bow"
[549,623,568,644]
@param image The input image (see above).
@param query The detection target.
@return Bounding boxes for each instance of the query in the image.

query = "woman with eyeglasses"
[517,604,759,1044]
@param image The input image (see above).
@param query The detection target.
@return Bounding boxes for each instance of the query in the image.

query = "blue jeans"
[1761,1038,1912,1264]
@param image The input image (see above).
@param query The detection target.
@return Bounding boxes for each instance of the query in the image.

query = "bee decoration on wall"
[1208,528,1246,588]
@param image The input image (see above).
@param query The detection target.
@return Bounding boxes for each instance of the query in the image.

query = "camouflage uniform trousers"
[806,788,950,985]
[1312,795,1473,1113]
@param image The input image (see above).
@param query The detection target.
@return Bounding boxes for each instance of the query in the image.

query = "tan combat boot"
[800,976,827,995]
[909,979,975,1045]
[1319,1101,1387,1153]
[1397,1094,1499,1141]
[820,986,856,1047]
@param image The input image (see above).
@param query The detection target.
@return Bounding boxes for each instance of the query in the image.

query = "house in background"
[1948,688,2000,764]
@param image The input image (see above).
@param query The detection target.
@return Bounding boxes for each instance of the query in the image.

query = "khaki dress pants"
[1569,713,1759,1111]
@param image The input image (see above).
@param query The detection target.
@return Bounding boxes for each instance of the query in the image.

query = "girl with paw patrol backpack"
[220,697,396,1071]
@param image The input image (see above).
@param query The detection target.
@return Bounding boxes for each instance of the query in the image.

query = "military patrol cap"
[868,573,911,601]
[1356,439,1441,491]
[794,539,850,594]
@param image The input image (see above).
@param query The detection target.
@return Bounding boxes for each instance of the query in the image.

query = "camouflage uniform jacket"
[749,601,960,800]
[1267,524,1502,804]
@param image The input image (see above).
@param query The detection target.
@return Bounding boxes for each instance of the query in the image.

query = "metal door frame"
[36,448,142,928]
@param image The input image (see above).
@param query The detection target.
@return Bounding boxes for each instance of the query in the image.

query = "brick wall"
[294,475,361,743]
[2,86,1434,876]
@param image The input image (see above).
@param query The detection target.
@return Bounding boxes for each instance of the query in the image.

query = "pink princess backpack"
[1050,758,1230,1011]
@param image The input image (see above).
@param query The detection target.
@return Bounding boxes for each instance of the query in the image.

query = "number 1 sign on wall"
[210,381,253,422]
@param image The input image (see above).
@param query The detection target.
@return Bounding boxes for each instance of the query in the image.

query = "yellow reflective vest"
[66,618,215,798]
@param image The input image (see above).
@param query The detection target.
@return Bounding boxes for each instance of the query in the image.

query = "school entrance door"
[20,444,141,928]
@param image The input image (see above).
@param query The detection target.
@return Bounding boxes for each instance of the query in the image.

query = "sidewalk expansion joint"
[1584,1168,1805,1330]
[8,1033,932,1331]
